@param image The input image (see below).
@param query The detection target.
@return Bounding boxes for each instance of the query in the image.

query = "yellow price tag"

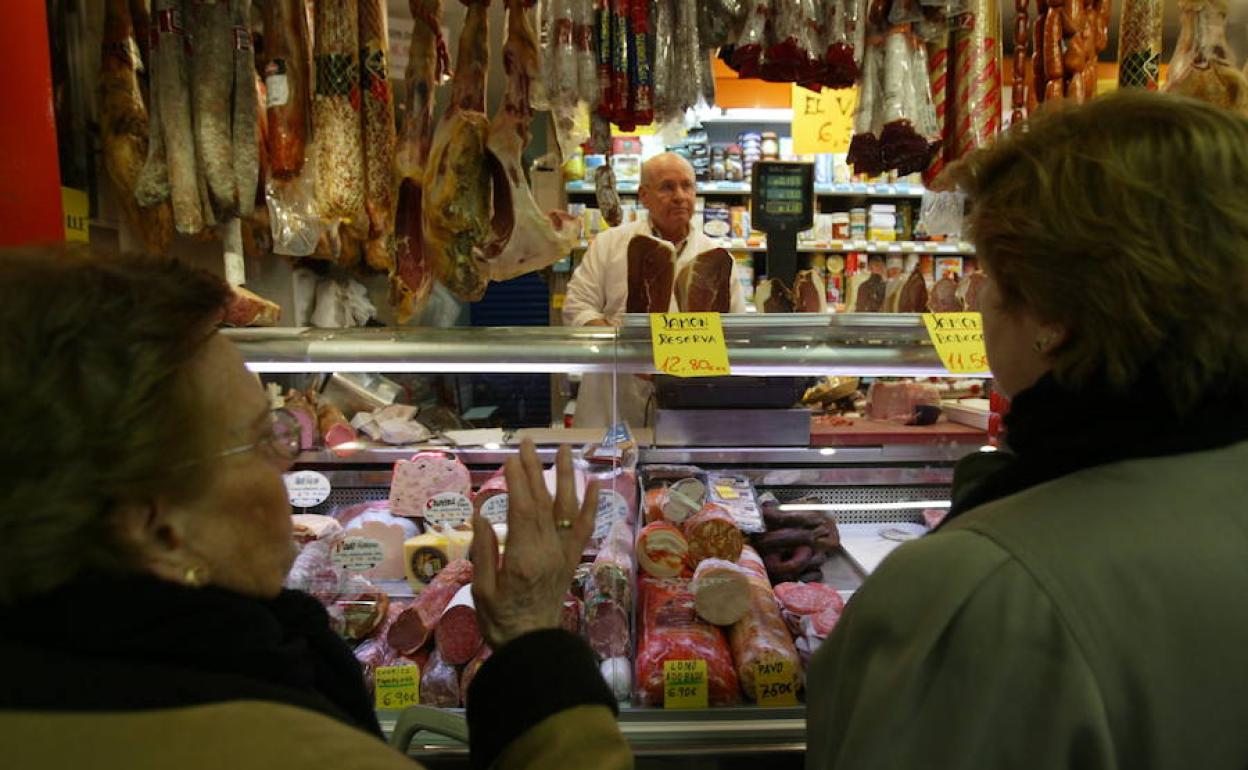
[922,312,991,375]
[715,484,740,500]
[374,665,421,710]
[791,84,858,155]
[62,187,90,243]
[754,660,799,707]
[552,293,566,310]
[650,313,731,378]
[663,659,708,709]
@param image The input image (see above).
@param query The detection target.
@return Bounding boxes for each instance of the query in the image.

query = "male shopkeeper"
[563,153,747,428]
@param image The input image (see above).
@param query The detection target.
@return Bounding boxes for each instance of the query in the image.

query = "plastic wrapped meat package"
[286,514,346,604]
[729,547,803,701]
[634,576,741,706]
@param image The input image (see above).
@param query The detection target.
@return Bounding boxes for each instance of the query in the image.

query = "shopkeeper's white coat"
[563,217,747,428]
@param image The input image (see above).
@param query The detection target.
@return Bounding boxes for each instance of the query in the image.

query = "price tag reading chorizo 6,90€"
[922,312,991,375]
[650,313,731,378]
[374,665,420,710]
[754,660,799,707]
[663,659,709,709]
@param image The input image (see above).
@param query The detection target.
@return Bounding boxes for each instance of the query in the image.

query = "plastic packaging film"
[951,0,1002,159]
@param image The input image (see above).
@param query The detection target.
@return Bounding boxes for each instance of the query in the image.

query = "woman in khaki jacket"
[0,250,630,770]
[807,92,1248,768]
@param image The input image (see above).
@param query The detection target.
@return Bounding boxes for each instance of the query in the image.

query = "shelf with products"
[573,238,976,255]
[565,180,928,198]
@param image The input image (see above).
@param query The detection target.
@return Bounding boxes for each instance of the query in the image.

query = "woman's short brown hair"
[949,91,1248,410]
[0,245,230,604]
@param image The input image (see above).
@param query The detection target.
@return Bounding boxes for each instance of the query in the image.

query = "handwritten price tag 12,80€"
[922,312,991,375]
[650,313,731,378]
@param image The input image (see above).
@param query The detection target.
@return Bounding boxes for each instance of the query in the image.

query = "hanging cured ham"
[99,0,173,255]
[1163,0,1248,114]
[423,0,496,302]
[390,0,447,321]
[262,0,311,179]
[479,0,580,283]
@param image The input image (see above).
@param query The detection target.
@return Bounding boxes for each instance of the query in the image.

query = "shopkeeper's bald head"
[639,153,696,243]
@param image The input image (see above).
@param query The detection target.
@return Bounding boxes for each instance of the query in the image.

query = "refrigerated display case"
[227,314,991,766]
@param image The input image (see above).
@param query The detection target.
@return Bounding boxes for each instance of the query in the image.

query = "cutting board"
[838,522,929,575]
[810,416,987,446]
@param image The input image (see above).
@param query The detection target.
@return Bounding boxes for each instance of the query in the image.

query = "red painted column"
[0,2,63,247]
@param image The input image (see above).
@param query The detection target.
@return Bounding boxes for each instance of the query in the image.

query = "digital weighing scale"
[750,161,815,289]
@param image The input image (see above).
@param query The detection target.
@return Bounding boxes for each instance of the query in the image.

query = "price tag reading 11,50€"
[663,659,709,709]
[922,312,991,375]
[650,313,731,378]
[374,665,420,710]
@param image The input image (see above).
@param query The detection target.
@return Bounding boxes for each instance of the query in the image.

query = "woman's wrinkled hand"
[471,439,600,649]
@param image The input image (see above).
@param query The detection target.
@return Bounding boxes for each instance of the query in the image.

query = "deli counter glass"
[226,315,992,767]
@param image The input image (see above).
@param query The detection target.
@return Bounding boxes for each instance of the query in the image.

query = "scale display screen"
[751,162,814,232]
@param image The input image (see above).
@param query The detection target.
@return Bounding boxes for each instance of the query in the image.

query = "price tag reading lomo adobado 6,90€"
[754,660,799,707]
[374,665,420,710]
[922,312,991,375]
[663,659,708,709]
[650,313,731,378]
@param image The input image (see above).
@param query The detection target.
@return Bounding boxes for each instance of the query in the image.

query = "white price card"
[284,470,331,508]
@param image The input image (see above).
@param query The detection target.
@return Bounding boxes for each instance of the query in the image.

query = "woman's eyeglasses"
[212,408,303,465]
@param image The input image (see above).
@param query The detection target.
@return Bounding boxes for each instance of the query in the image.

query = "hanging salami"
[313,0,366,223]
[188,0,238,215]
[262,0,311,178]
[360,0,397,271]
[231,0,259,218]
[150,0,205,234]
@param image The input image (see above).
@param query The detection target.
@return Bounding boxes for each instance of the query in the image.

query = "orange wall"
[715,57,1135,111]
[0,2,63,247]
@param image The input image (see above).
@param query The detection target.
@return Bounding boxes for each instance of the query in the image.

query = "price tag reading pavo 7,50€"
[923,313,991,375]
[374,665,420,710]
[650,313,731,378]
[754,660,799,707]
[663,659,708,709]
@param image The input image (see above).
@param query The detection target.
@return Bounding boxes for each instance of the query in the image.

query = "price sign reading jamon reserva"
[650,313,731,378]
[663,659,709,709]
[923,313,991,375]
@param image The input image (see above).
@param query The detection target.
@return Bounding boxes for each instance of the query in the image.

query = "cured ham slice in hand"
[626,235,676,313]
[675,248,734,313]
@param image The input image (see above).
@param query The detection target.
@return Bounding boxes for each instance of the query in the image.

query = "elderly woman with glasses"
[0,248,631,770]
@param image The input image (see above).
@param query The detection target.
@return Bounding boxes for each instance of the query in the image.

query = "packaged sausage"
[419,649,461,708]
[683,504,745,568]
[637,521,689,578]
[634,576,741,707]
[435,583,484,665]
[691,558,752,626]
[730,547,804,702]
[387,559,473,654]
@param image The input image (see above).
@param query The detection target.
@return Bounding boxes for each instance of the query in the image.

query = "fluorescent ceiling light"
[779,500,951,512]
